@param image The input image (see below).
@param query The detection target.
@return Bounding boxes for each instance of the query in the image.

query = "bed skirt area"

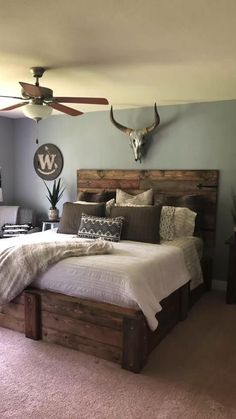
[0,282,191,372]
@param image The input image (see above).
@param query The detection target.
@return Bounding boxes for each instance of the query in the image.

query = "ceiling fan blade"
[48,102,83,116]
[53,97,109,105]
[0,95,26,100]
[19,82,52,98]
[0,102,29,111]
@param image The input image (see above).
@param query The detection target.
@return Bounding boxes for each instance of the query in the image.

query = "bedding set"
[0,187,203,331]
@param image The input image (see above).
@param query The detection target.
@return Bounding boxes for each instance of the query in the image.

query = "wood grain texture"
[24,291,41,340]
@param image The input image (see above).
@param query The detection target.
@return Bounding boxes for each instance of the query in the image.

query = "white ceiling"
[0,0,236,118]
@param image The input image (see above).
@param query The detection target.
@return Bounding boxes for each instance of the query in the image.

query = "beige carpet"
[0,291,236,419]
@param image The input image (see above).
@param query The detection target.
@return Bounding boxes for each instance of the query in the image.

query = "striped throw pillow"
[1,223,33,238]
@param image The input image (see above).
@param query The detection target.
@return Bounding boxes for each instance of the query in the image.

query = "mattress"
[0,230,202,330]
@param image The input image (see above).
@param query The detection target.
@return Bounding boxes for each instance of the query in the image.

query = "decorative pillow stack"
[78,214,124,242]
[1,223,33,238]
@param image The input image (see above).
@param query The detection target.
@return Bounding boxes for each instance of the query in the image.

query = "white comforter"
[0,230,194,330]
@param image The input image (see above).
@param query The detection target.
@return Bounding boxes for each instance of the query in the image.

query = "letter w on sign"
[38,153,57,174]
[34,143,64,180]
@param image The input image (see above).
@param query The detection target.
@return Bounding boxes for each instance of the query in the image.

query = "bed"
[0,169,218,372]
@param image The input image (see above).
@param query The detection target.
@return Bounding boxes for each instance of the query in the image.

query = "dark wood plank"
[122,313,148,373]
[0,312,25,333]
[24,291,41,340]
[42,327,122,363]
[41,310,123,347]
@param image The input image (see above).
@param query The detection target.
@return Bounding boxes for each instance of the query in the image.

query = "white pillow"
[116,189,153,205]
[160,206,197,240]
[174,207,197,237]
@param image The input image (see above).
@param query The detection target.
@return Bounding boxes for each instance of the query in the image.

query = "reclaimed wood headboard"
[77,169,219,250]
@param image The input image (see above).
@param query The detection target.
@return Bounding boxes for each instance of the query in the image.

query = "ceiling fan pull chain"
[35,120,39,145]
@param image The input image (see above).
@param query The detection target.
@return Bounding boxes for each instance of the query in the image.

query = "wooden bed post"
[24,290,41,340]
[122,313,148,373]
[179,282,190,321]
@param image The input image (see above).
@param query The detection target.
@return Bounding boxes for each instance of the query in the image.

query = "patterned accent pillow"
[1,223,33,238]
[160,206,176,241]
[116,189,153,205]
[78,213,124,242]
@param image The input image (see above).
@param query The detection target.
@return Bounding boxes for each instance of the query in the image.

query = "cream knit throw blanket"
[0,239,113,305]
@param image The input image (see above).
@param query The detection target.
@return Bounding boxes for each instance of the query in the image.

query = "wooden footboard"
[22,282,189,373]
[0,282,189,373]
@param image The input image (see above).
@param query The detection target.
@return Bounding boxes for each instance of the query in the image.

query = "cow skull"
[110,103,160,163]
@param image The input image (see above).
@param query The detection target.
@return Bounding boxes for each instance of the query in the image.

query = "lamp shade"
[22,103,53,121]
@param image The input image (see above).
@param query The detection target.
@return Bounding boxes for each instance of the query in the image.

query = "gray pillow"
[110,205,162,244]
[57,202,105,234]
[78,213,124,242]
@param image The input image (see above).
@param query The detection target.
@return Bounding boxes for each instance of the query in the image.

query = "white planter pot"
[48,208,59,221]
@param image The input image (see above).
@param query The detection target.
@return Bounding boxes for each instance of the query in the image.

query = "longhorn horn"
[141,103,160,135]
[110,106,132,135]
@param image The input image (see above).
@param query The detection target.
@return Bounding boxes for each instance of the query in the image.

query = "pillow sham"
[57,202,105,234]
[116,188,153,205]
[174,207,197,237]
[74,199,115,217]
[78,213,124,242]
[110,205,161,244]
[160,206,196,240]
[160,206,175,241]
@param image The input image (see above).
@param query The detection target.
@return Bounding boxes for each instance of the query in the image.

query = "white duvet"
[0,230,201,330]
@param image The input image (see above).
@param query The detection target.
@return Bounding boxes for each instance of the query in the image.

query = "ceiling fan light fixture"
[22,103,53,121]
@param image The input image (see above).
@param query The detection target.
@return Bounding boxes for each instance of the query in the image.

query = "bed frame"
[0,169,219,373]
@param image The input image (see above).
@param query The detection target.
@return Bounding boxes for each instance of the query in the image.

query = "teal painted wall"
[10,100,236,281]
[0,117,14,203]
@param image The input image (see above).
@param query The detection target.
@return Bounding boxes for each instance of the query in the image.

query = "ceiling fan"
[0,67,109,121]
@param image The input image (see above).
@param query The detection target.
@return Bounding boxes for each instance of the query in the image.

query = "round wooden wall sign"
[34,143,64,180]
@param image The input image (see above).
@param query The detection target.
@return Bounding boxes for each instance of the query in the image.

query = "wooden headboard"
[77,169,219,249]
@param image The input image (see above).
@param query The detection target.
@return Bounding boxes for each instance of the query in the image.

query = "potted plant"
[44,178,65,221]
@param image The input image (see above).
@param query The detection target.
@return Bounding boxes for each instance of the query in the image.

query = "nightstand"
[226,235,236,303]
[42,220,60,232]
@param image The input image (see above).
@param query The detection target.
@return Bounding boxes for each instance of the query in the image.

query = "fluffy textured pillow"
[160,206,176,241]
[116,189,153,205]
[110,205,161,243]
[77,190,116,203]
[78,213,124,242]
[77,191,106,202]
[57,202,105,234]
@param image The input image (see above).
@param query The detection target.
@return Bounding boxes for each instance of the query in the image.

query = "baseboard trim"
[212,279,227,291]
